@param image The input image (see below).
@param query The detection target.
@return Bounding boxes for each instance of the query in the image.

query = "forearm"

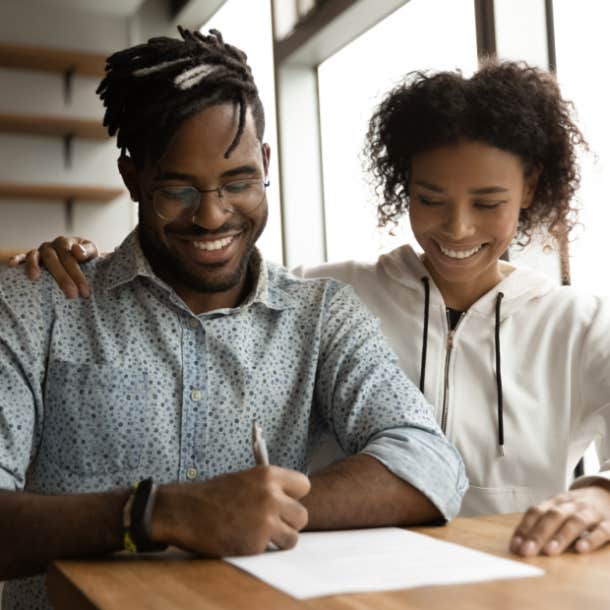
[304,453,441,530]
[0,488,128,580]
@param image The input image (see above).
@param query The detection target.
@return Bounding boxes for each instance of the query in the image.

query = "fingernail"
[544,540,559,555]
[80,284,90,298]
[575,539,589,553]
[78,244,87,256]
[510,536,522,552]
[65,285,78,298]
[522,540,537,556]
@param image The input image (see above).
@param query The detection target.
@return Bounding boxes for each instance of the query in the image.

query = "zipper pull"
[447,330,455,349]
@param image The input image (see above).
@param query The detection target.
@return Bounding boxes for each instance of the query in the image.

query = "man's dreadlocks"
[97,26,265,165]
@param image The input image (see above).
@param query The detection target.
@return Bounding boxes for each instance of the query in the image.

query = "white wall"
[0,0,134,254]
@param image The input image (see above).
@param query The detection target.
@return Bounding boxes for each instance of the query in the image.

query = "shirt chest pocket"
[41,360,148,476]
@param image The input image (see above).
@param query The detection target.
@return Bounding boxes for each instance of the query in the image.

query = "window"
[492,0,562,280]
[317,0,478,263]
[203,0,282,264]
[551,0,610,475]
[552,1,610,298]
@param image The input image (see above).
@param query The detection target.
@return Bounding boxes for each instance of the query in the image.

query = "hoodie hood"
[377,243,562,458]
[378,244,558,318]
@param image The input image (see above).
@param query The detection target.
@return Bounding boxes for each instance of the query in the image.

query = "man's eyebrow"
[220,165,259,178]
[413,180,446,193]
[155,165,259,181]
[155,170,195,181]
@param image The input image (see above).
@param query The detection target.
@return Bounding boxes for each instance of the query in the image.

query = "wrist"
[123,479,168,553]
[149,482,180,546]
[571,474,610,493]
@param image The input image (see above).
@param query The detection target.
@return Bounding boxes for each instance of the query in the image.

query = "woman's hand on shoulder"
[8,236,98,298]
[510,483,610,556]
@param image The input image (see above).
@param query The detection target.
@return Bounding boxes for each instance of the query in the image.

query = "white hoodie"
[298,245,610,516]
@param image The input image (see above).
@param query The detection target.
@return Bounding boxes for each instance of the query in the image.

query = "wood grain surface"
[47,513,610,610]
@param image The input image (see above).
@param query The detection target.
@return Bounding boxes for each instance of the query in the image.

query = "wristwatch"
[123,478,168,553]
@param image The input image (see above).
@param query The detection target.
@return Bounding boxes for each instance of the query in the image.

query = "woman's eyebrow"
[413,180,446,193]
[468,186,509,195]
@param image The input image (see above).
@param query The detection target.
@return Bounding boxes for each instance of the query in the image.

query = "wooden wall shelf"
[0,113,108,140]
[0,42,106,77]
[0,248,21,263]
[0,183,122,203]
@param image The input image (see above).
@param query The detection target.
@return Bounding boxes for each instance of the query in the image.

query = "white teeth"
[438,243,483,259]
[193,235,236,252]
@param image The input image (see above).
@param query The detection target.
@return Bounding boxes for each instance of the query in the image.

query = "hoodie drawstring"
[494,292,505,456]
[419,277,430,393]
[418,279,506,456]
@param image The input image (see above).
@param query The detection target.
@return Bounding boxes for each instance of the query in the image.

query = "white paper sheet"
[225,527,543,599]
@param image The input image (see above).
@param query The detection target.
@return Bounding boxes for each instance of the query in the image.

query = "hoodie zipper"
[440,311,463,433]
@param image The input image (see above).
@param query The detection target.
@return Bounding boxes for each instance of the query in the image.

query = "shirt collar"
[103,229,156,290]
[103,229,294,313]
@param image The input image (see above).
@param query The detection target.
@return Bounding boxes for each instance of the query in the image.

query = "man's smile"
[193,235,238,251]
[172,230,245,265]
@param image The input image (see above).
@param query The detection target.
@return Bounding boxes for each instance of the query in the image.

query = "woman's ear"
[521,165,541,209]
[118,156,141,202]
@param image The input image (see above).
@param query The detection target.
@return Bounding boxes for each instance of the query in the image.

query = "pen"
[252,421,279,551]
[252,420,270,466]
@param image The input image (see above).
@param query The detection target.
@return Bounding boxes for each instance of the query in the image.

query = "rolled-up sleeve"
[315,283,468,520]
[362,427,467,520]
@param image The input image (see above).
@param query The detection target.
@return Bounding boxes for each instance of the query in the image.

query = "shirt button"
[189,318,199,329]
[191,389,202,401]
[186,467,198,480]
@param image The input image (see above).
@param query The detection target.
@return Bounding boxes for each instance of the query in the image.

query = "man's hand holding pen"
[148,423,310,556]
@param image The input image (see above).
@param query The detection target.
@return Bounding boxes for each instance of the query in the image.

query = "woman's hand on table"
[8,236,97,298]
[510,484,610,556]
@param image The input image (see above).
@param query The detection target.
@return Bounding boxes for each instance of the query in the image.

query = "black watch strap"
[123,478,168,553]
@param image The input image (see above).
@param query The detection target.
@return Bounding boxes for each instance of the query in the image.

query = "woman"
[13,61,610,557]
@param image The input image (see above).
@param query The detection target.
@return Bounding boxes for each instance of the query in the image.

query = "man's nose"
[192,191,233,229]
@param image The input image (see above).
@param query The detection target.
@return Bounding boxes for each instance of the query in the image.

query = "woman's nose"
[443,204,475,239]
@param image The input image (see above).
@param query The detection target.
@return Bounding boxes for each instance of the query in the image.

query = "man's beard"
[137,207,267,294]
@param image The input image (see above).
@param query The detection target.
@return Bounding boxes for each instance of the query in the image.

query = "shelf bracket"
[64,197,75,232]
[63,133,74,168]
[63,67,75,104]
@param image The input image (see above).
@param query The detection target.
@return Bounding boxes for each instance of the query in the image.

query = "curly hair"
[364,60,586,245]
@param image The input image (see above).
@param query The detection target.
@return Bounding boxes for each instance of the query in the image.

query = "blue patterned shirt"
[0,230,466,610]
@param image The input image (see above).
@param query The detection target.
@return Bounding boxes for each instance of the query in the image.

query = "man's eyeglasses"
[152,178,269,220]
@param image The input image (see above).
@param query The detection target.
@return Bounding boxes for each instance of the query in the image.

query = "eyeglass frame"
[149,177,270,221]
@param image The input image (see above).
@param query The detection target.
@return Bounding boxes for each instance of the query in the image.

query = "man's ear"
[262,143,271,177]
[118,156,141,202]
[521,165,541,210]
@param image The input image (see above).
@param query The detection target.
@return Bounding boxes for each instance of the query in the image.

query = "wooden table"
[47,513,610,610]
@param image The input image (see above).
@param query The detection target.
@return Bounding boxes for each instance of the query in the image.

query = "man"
[0,28,466,610]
